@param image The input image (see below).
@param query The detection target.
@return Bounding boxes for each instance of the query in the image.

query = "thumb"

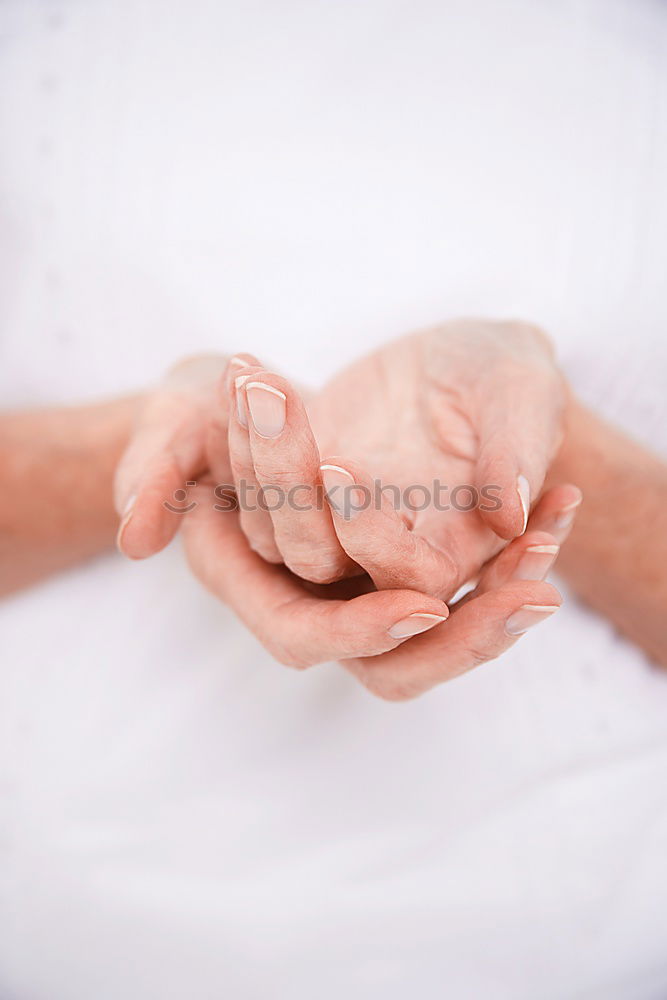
[474,373,565,540]
[115,356,226,559]
[114,414,208,560]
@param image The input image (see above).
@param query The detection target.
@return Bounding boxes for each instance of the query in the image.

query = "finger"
[474,365,565,540]
[467,483,580,595]
[182,488,449,667]
[524,482,583,545]
[448,484,581,604]
[345,579,562,701]
[114,356,225,559]
[241,372,355,584]
[470,529,560,596]
[226,354,282,563]
[206,370,234,486]
[318,457,460,599]
[116,450,203,560]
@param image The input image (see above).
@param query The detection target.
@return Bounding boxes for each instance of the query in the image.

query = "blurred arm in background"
[0,355,229,598]
[545,395,667,667]
[0,397,140,596]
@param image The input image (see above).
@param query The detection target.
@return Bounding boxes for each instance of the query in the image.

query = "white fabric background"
[1,1,667,998]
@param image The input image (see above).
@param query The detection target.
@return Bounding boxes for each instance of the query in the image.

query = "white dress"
[1,2,666,997]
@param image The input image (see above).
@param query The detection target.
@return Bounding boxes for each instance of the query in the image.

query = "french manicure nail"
[320,464,366,519]
[234,374,250,428]
[517,474,530,534]
[505,604,559,636]
[122,493,136,518]
[512,543,559,581]
[116,493,136,554]
[245,382,286,438]
[550,496,583,540]
[388,612,448,640]
[551,512,575,542]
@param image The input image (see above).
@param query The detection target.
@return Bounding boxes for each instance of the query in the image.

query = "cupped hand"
[113,319,579,697]
[182,480,579,701]
[229,320,566,598]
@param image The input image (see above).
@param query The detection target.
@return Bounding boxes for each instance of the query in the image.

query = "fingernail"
[550,496,583,541]
[512,543,559,581]
[116,493,136,555]
[388,612,448,640]
[517,474,530,534]
[320,464,366,519]
[245,382,286,438]
[234,374,251,428]
[505,604,559,636]
[122,493,136,518]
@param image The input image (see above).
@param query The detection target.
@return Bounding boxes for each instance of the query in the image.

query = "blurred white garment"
[1,1,667,998]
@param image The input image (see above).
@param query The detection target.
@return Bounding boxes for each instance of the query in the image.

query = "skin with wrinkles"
[229,321,565,597]
[113,319,573,699]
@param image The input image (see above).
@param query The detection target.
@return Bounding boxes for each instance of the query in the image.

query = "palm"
[307,321,543,588]
[118,324,569,696]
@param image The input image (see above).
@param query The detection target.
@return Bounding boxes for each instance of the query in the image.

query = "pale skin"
[545,395,667,668]
[1,320,665,697]
[0,395,141,596]
[223,320,566,598]
[114,319,665,697]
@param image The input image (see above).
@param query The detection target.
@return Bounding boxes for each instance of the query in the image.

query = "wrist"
[544,387,597,493]
[0,394,144,594]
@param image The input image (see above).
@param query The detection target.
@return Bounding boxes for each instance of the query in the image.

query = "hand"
[182,479,579,700]
[228,320,566,598]
[114,354,232,559]
[114,320,579,699]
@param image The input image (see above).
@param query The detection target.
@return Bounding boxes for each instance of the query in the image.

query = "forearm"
[547,394,667,666]
[0,395,142,596]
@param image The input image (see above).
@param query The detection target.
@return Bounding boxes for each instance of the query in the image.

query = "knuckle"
[262,613,314,670]
[270,642,311,670]
[363,673,423,703]
[255,467,315,493]
[254,467,297,490]
[240,524,282,564]
[285,557,346,586]
[229,460,255,486]
[462,641,492,669]
[248,541,283,564]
